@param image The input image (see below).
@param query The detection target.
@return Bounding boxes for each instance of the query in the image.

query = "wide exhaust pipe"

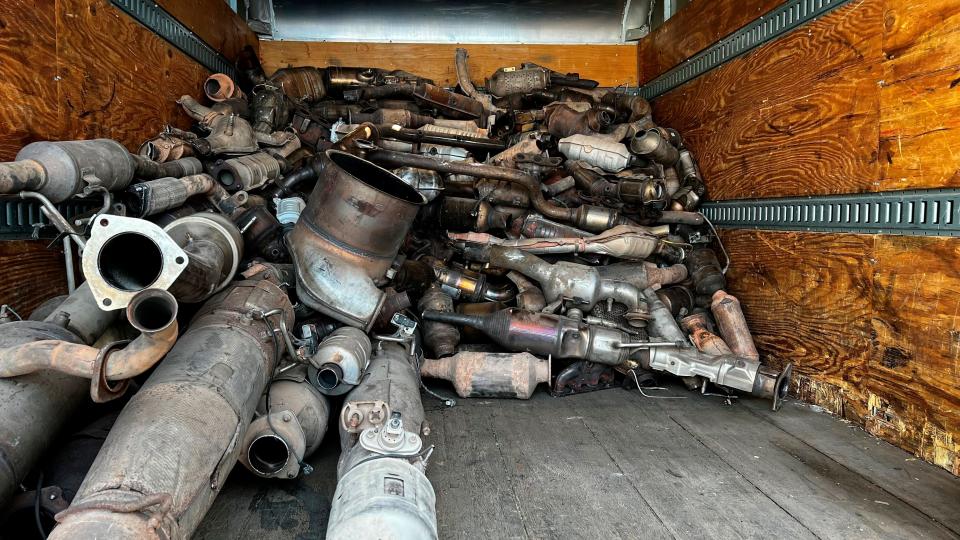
[51,280,293,539]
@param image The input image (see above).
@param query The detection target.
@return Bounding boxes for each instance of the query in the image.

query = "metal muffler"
[288,151,426,329]
[50,280,293,539]
[0,284,117,507]
[307,326,372,396]
[239,366,330,480]
[328,342,437,539]
[421,351,549,399]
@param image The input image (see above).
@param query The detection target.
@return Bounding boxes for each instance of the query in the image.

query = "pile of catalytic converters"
[0,46,791,539]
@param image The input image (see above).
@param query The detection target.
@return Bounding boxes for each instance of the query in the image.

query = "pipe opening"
[204,78,224,99]
[315,364,343,390]
[128,290,177,332]
[218,170,237,187]
[248,434,289,476]
[598,109,614,127]
[632,131,662,155]
[144,142,161,161]
[328,151,426,205]
[98,233,163,291]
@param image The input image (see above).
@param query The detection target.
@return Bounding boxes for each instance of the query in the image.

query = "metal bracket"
[700,189,960,237]
[111,0,235,77]
[639,0,855,100]
[0,198,101,241]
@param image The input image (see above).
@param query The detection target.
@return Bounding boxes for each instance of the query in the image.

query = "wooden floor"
[196,383,960,539]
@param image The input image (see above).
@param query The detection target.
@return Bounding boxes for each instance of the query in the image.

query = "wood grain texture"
[1,0,246,306]
[716,227,960,475]
[0,0,62,161]
[0,241,68,316]
[156,0,259,62]
[637,0,782,84]
[651,0,883,200]
[260,41,639,88]
[197,389,960,538]
[879,1,960,190]
[644,0,960,475]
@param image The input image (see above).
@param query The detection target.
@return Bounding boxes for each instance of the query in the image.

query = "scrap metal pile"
[0,47,791,539]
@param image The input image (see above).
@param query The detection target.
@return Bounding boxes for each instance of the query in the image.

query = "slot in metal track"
[639,0,854,100]
[1,199,103,241]
[111,0,235,77]
[700,189,960,237]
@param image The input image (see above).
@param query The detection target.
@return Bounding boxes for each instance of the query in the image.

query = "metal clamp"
[90,340,132,403]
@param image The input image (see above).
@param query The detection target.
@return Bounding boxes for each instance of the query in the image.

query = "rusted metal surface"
[422,308,631,366]
[450,224,669,261]
[138,133,195,162]
[552,360,617,396]
[506,271,546,312]
[544,103,613,139]
[0,284,119,507]
[413,83,484,121]
[420,351,548,399]
[0,289,177,383]
[270,66,327,102]
[289,150,425,329]
[205,73,245,102]
[51,280,293,539]
[680,311,732,356]
[418,284,460,358]
[711,290,760,361]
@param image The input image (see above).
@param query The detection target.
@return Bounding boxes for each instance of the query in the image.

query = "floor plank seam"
[568,398,679,540]
[741,403,960,537]
[666,414,824,540]
[489,403,533,540]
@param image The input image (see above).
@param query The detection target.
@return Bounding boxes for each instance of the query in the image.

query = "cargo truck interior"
[0,0,957,538]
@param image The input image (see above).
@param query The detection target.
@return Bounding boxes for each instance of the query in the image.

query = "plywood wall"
[260,41,639,88]
[643,0,960,475]
[0,0,256,314]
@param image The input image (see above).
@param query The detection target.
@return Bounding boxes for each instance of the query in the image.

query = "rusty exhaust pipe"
[366,148,627,233]
[126,174,238,218]
[204,73,246,102]
[680,312,732,356]
[289,150,426,329]
[418,284,460,358]
[0,288,177,384]
[449,224,677,261]
[51,280,293,539]
[710,291,760,361]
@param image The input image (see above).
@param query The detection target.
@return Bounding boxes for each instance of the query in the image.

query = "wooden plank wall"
[0,0,256,314]
[260,42,639,88]
[642,0,960,475]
